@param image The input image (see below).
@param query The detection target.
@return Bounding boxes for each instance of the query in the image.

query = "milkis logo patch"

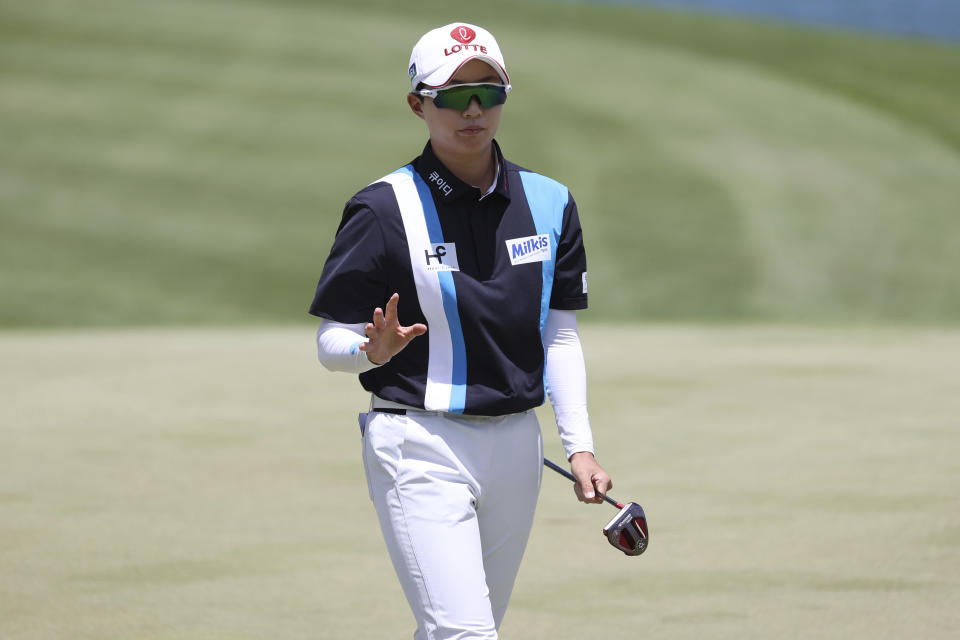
[424,243,459,272]
[506,234,551,266]
[450,26,476,44]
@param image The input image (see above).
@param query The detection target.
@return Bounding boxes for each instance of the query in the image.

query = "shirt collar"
[415,140,510,203]
[479,161,500,201]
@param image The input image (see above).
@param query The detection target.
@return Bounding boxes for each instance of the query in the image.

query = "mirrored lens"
[432,84,508,110]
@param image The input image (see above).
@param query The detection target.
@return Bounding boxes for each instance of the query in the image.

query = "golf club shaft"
[543,457,623,509]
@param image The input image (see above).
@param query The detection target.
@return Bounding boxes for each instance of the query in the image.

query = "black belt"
[370,407,407,415]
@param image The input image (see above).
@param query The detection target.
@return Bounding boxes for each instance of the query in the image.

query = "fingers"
[573,471,604,504]
[384,292,400,322]
[363,295,427,365]
[405,322,428,338]
[376,294,427,339]
[372,306,385,328]
[576,476,597,502]
[586,473,612,504]
[569,452,613,504]
[593,472,613,496]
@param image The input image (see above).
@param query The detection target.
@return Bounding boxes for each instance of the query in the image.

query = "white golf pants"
[361,406,543,640]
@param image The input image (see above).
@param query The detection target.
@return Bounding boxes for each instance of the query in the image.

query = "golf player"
[309,23,612,639]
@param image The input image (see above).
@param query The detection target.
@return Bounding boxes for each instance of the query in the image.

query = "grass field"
[2,326,958,639]
[2,0,959,325]
[2,0,959,637]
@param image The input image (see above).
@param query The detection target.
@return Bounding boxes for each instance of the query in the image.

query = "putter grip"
[542,458,622,509]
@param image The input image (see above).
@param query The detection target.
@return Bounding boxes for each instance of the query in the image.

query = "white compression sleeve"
[316,320,379,374]
[543,309,595,459]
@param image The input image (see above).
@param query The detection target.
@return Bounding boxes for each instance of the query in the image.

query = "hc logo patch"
[424,243,459,272]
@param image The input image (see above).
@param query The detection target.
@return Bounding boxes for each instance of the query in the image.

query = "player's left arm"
[545,190,611,503]
[543,309,612,504]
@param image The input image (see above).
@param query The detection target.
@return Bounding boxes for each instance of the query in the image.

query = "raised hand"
[358,293,428,365]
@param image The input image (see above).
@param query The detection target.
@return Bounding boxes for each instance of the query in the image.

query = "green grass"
[2,325,958,638]
[1,0,959,326]
[4,6,957,635]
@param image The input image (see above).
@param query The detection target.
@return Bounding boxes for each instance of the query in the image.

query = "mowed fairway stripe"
[2,0,960,325]
[1,326,959,639]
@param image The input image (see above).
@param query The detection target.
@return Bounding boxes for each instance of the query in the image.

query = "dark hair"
[412,82,425,103]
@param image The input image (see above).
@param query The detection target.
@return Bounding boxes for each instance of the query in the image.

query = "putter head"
[602,502,649,556]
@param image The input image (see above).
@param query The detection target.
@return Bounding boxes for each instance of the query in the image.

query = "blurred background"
[2,0,959,327]
[2,1,959,639]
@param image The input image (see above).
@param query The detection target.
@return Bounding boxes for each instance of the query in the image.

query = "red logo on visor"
[451,26,476,44]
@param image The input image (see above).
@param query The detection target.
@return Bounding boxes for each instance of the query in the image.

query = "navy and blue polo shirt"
[309,140,588,416]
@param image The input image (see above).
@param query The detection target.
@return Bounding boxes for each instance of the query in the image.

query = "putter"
[543,457,649,556]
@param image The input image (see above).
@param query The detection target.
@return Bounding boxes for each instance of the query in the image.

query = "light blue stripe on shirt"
[519,171,568,336]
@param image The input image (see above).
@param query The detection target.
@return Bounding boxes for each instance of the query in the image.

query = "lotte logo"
[450,26,476,44]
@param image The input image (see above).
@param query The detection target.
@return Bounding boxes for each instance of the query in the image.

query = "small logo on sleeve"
[582,271,588,294]
[424,243,459,272]
[506,234,551,266]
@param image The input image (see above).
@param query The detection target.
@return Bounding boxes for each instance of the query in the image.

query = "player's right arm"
[316,319,376,373]
[316,293,426,372]
[311,193,426,373]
